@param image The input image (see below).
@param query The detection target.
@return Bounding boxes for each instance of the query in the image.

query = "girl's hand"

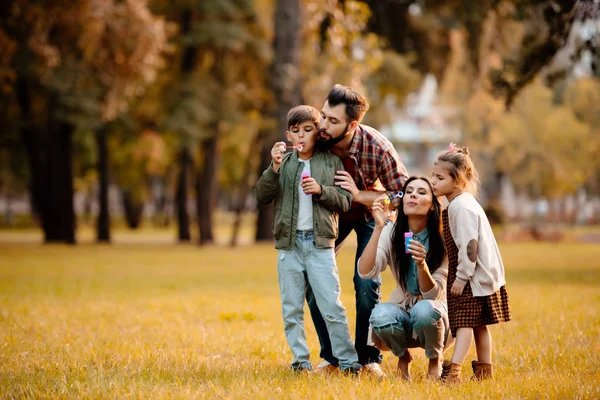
[271,141,285,171]
[407,240,427,267]
[450,280,466,296]
[371,194,389,228]
[301,177,322,195]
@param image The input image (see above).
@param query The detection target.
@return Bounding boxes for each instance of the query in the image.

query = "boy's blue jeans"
[370,301,449,359]
[277,231,358,371]
[306,218,382,366]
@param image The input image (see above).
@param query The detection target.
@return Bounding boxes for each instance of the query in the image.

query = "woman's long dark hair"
[390,177,446,291]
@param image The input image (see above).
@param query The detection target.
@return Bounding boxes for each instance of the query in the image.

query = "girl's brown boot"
[472,361,493,380]
[442,362,462,384]
[440,360,452,380]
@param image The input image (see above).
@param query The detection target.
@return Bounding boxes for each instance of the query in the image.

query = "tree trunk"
[230,134,259,247]
[42,118,76,243]
[19,81,76,244]
[176,147,191,242]
[255,0,302,241]
[174,7,196,243]
[96,125,110,242]
[56,121,76,243]
[255,138,275,241]
[197,135,217,245]
[196,48,225,246]
[122,191,144,229]
[4,195,13,226]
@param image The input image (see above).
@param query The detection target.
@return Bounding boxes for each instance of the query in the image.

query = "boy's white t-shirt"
[296,159,313,231]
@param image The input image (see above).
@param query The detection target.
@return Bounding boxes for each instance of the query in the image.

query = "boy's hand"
[271,141,285,172]
[371,194,389,228]
[301,177,322,196]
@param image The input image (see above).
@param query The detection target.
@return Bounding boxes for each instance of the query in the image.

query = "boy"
[255,105,360,373]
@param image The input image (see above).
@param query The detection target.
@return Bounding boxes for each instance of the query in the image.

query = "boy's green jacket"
[254,149,352,250]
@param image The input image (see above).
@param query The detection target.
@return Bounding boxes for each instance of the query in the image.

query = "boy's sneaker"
[362,363,386,379]
[310,360,338,374]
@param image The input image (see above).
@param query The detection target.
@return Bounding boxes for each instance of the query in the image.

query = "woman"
[358,177,450,380]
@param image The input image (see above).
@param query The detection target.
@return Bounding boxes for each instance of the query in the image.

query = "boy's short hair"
[287,105,320,129]
[326,84,369,123]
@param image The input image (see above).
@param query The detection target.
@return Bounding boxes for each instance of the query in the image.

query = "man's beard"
[318,123,351,149]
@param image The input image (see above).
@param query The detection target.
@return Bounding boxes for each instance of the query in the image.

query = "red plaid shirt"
[341,124,409,221]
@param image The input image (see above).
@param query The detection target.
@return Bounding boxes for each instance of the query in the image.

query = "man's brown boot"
[442,362,462,384]
[472,360,493,380]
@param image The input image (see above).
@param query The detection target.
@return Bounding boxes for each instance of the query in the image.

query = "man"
[307,84,409,377]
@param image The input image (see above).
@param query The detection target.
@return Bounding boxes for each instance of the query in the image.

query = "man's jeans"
[370,301,449,359]
[306,218,382,366]
[278,231,358,371]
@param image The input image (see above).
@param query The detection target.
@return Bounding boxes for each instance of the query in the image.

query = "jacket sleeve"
[315,156,352,213]
[421,256,448,301]
[450,207,479,286]
[254,163,280,205]
[378,149,409,210]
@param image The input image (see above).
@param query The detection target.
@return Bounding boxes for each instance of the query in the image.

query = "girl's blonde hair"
[435,144,480,197]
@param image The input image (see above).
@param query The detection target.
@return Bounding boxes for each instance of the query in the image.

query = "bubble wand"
[383,191,403,205]
[282,143,303,152]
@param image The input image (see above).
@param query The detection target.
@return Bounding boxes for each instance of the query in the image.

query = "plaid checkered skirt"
[442,209,511,337]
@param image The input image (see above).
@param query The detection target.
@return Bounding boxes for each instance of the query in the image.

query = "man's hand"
[270,141,285,172]
[301,177,322,196]
[334,170,359,198]
[450,280,466,296]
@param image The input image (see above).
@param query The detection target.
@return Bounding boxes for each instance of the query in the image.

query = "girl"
[358,177,449,380]
[430,144,511,383]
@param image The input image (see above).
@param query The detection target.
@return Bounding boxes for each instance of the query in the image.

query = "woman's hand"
[407,240,427,267]
[371,194,389,228]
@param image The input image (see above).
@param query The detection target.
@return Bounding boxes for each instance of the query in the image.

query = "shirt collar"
[348,125,363,155]
[412,227,429,243]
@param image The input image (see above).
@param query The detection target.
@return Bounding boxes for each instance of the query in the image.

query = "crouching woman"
[358,177,450,380]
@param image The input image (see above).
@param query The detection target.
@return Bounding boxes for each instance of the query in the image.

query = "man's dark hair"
[287,105,320,129]
[326,84,370,123]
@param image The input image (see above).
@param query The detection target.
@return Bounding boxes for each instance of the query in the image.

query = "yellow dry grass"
[0,234,599,398]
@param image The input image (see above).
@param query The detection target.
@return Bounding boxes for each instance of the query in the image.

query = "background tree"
[0,0,168,243]
[255,0,302,241]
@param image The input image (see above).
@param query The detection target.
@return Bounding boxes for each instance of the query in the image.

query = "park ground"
[0,223,599,399]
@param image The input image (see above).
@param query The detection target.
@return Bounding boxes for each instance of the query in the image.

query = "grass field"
[0,232,599,398]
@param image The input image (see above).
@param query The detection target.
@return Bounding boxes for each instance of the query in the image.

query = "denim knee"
[369,303,399,329]
[410,301,442,330]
